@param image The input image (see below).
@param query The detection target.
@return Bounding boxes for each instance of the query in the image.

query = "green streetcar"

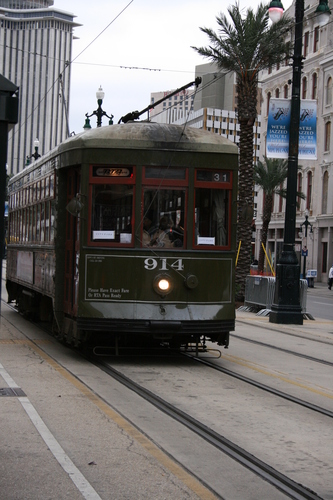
[6,122,238,350]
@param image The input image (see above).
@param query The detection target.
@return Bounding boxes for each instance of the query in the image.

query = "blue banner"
[266,98,317,160]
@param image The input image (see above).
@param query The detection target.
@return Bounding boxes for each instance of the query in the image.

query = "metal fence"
[244,276,309,316]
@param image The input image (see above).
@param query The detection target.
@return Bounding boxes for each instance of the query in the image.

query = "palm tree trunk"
[236,120,255,300]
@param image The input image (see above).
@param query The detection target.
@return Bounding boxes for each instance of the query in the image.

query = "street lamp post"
[300,209,313,279]
[26,138,41,166]
[84,86,114,129]
[268,0,330,324]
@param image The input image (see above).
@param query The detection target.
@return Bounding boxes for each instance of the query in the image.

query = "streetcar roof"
[8,122,239,188]
[58,122,239,155]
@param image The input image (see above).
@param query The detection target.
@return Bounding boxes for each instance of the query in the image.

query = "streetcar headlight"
[158,279,170,292]
[153,274,174,296]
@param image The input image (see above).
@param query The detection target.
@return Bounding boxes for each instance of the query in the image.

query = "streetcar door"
[64,169,81,317]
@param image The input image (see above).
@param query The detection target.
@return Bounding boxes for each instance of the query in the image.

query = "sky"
[53,0,293,134]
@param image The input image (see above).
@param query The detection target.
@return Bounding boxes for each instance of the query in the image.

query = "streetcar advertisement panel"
[85,254,232,303]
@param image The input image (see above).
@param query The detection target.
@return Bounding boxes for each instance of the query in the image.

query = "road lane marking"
[0,342,217,500]
[30,345,218,500]
[0,362,102,500]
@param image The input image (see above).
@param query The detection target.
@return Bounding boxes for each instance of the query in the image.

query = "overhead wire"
[147,68,234,123]
[6,2,327,263]
[8,0,136,145]
[6,1,332,157]
[0,41,196,75]
[68,0,135,66]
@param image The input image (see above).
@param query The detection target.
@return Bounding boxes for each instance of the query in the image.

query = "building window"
[284,84,288,98]
[313,26,319,52]
[312,73,317,99]
[275,88,280,98]
[322,171,328,214]
[266,92,271,116]
[306,172,312,210]
[297,172,302,209]
[326,77,332,106]
[303,32,309,57]
[302,77,307,99]
[324,121,331,151]
[279,183,283,212]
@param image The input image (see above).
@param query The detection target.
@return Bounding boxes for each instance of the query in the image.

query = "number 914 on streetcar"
[6,122,238,350]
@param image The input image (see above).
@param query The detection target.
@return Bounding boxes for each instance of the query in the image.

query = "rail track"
[1,287,330,499]
[232,333,333,365]
[3,293,332,421]
[2,276,333,500]
[183,352,333,418]
[236,313,333,343]
[94,357,323,500]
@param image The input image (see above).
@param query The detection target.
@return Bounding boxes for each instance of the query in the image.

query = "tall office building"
[0,0,80,174]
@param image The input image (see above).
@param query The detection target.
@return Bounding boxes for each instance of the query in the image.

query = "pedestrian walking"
[328,264,333,290]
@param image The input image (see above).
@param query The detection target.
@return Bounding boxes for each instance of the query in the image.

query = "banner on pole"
[266,98,317,160]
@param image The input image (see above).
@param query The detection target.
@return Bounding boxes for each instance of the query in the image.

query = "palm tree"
[192,3,292,299]
[254,157,305,274]
[254,157,287,274]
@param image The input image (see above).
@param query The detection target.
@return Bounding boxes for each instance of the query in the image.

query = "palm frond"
[192,2,293,80]
[254,157,289,195]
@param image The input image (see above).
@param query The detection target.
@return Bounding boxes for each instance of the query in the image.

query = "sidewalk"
[306,280,332,292]
[236,294,333,342]
[0,308,208,500]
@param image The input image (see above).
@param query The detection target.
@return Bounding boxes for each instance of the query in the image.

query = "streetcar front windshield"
[142,189,185,248]
[195,188,229,247]
[194,170,231,249]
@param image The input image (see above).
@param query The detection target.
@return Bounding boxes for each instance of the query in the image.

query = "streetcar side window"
[36,204,41,241]
[89,165,135,246]
[194,170,232,249]
[50,201,56,242]
[91,184,133,244]
[7,169,56,246]
[49,175,55,198]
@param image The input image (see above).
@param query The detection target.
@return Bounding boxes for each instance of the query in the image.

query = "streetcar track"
[231,334,333,366]
[235,318,333,346]
[184,354,333,418]
[94,358,323,500]
[0,300,328,499]
[0,306,220,500]
[3,297,332,420]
